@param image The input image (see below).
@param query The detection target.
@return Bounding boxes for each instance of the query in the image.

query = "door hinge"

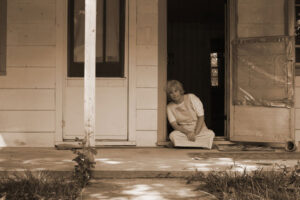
[61,120,65,128]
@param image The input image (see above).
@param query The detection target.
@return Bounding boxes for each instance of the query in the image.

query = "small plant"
[72,137,97,188]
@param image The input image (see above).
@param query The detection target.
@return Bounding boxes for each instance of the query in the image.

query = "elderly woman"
[166,80,215,149]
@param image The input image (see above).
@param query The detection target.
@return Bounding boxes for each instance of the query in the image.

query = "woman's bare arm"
[194,116,204,135]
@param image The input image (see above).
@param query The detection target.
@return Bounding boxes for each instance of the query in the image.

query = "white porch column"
[84,0,97,147]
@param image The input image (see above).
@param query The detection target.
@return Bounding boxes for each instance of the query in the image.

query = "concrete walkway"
[81,178,217,200]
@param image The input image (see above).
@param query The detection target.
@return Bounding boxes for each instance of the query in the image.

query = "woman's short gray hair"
[166,80,184,96]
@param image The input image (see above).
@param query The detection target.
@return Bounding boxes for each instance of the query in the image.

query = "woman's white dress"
[167,94,215,149]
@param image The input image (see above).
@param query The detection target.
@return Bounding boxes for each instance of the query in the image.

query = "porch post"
[84,0,96,147]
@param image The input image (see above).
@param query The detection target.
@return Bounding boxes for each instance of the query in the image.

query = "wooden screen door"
[229,0,295,143]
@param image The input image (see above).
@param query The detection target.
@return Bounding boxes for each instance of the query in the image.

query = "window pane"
[96,0,104,62]
[106,0,120,62]
[73,0,104,63]
[69,0,124,77]
[73,0,84,62]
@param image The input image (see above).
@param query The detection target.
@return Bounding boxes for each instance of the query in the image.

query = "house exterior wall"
[135,0,158,146]
[0,0,159,147]
[0,0,56,146]
[1,0,299,147]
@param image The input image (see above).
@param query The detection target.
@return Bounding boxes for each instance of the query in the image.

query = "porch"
[0,147,299,178]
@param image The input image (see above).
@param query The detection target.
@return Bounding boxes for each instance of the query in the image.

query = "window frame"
[67,0,125,77]
[0,0,7,76]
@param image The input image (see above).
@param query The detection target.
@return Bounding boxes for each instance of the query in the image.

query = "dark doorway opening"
[167,0,226,137]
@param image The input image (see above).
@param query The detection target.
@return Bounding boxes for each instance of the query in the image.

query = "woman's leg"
[169,129,215,148]
[195,129,215,149]
[169,130,188,146]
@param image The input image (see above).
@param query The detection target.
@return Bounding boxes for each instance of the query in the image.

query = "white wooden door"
[229,0,295,143]
[63,78,128,140]
[62,0,128,140]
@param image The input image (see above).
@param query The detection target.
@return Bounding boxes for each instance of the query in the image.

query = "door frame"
[158,0,229,143]
[157,0,168,144]
[55,0,137,145]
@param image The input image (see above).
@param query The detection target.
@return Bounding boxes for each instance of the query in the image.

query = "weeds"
[0,137,97,199]
[72,137,97,188]
[0,171,81,200]
[187,161,300,200]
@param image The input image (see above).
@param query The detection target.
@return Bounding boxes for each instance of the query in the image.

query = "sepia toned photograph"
[0,0,300,199]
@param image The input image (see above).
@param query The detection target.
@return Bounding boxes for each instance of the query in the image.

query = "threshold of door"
[157,137,233,146]
[96,140,136,146]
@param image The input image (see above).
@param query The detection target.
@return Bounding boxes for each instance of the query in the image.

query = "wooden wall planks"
[1,0,57,142]
[0,111,55,132]
[0,89,55,110]
[0,68,55,88]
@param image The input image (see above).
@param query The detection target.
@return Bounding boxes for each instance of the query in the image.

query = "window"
[0,0,7,76]
[68,0,125,77]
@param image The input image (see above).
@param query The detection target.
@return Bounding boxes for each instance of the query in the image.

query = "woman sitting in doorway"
[166,80,215,149]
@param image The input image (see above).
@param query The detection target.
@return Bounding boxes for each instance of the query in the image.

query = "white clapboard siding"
[134,0,158,146]
[1,0,57,147]
[7,23,56,46]
[0,68,55,88]
[136,66,158,87]
[136,88,157,109]
[0,89,55,110]
[137,26,158,45]
[136,110,157,131]
[136,131,157,146]
[7,46,56,67]
[0,132,54,147]
[7,0,55,24]
[0,111,55,132]
[136,45,158,65]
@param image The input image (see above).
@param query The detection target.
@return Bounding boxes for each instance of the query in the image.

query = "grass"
[0,139,96,200]
[0,171,82,200]
[187,163,300,200]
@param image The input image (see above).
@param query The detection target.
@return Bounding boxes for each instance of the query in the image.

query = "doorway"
[167,0,226,136]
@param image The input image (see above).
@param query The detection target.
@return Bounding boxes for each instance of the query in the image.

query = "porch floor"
[0,147,300,178]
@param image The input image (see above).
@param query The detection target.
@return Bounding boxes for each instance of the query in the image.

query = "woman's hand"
[186,132,196,141]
